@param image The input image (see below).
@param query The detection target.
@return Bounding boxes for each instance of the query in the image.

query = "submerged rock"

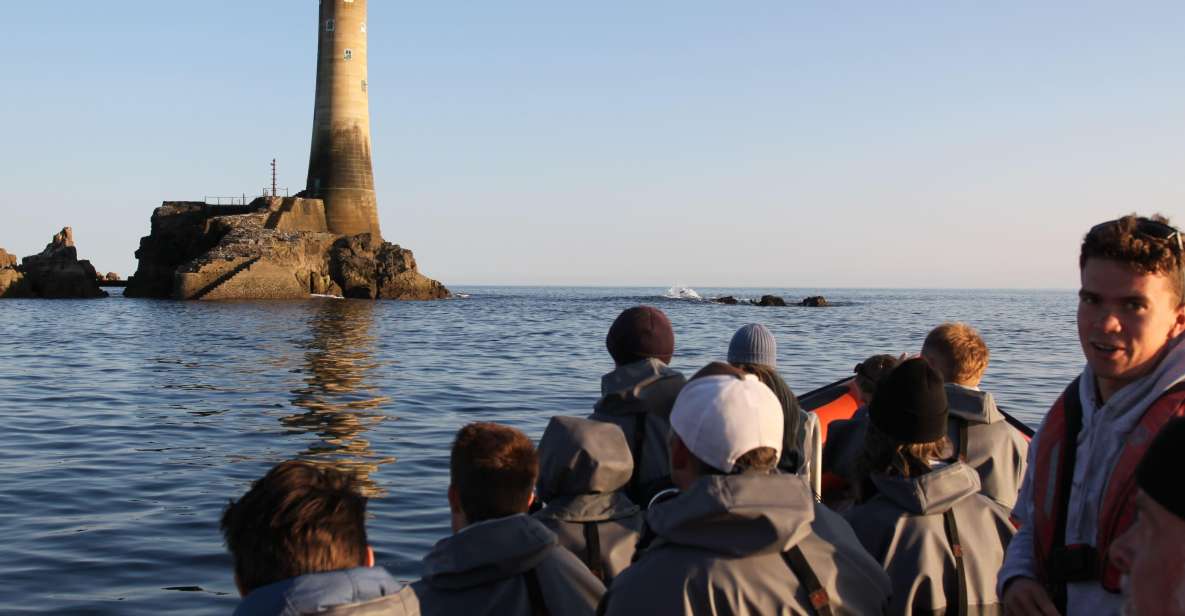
[126,199,448,301]
[801,296,829,307]
[752,294,787,307]
[1,228,108,299]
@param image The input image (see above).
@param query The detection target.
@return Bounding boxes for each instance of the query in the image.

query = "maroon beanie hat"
[606,306,675,366]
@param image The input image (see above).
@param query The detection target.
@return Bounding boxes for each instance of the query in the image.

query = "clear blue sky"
[1,2,1182,287]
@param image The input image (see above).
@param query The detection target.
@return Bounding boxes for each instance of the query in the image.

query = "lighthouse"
[307,0,382,240]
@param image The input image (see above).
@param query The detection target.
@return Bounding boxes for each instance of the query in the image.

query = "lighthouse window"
[344,49,353,61]
[360,22,367,33]
[361,79,368,92]
[325,19,335,32]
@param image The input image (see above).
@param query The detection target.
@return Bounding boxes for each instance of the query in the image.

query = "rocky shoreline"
[0,228,108,299]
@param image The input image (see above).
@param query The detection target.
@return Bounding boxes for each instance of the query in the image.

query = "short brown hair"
[695,446,780,475]
[1081,213,1184,305]
[451,422,539,523]
[922,322,989,384]
[854,426,950,502]
[853,354,901,400]
[221,461,368,594]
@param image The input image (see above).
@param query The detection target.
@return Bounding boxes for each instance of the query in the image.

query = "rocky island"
[0,228,108,299]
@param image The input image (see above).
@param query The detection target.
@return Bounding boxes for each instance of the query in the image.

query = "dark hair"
[451,422,539,523]
[1081,213,1184,305]
[922,322,989,384]
[853,354,901,401]
[732,362,803,472]
[220,461,368,594]
[853,426,950,502]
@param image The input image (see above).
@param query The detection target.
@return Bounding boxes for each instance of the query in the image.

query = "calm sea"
[0,286,1081,614]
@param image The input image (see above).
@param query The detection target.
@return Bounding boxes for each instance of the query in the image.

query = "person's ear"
[527,492,536,509]
[1171,301,1185,339]
[447,484,461,513]
[234,572,246,598]
[365,546,375,568]
[670,434,691,472]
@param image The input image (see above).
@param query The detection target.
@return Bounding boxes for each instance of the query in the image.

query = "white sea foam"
[663,286,702,301]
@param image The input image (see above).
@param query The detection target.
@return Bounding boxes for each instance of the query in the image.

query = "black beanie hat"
[606,306,675,366]
[1136,417,1185,522]
[869,357,949,444]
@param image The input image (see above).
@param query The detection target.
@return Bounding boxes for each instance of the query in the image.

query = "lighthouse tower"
[307,0,382,240]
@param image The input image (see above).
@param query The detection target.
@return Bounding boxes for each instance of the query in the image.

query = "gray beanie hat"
[728,323,777,368]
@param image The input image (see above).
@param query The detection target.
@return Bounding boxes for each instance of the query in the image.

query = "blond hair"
[922,322,989,385]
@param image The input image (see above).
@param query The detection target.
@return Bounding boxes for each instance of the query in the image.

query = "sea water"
[0,287,1080,614]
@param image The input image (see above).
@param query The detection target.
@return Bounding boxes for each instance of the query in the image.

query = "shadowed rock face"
[0,228,107,299]
[126,201,448,301]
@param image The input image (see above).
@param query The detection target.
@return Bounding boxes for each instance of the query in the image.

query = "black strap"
[1050,376,1083,613]
[957,420,969,462]
[523,568,550,616]
[583,522,605,582]
[629,412,647,502]
[782,546,834,616]
[943,510,969,616]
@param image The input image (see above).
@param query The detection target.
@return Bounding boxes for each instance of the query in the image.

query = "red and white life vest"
[1031,377,1185,594]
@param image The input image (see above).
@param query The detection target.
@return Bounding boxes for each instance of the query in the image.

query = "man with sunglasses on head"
[1000,214,1185,616]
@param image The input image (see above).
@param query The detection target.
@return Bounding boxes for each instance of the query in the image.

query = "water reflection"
[284,299,394,496]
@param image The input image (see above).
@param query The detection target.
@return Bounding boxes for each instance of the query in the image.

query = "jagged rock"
[714,296,739,305]
[752,294,787,307]
[801,296,829,307]
[0,248,17,269]
[5,228,108,299]
[104,272,120,282]
[126,201,448,301]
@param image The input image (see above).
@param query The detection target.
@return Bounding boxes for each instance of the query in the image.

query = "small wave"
[310,294,345,300]
[663,286,703,301]
[454,293,471,299]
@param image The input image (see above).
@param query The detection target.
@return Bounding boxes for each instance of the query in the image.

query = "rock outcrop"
[126,198,448,301]
[752,294,787,307]
[714,295,739,305]
[0,229,108,299]
[801,296,829,307]
[104,272,120,282]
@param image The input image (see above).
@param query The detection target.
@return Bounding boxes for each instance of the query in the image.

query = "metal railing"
[203,188,290,207]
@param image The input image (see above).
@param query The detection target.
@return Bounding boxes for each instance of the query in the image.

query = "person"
[844,358,1016,614]
[598,363,892,616]
[1111,417,1185,616]
[726,323,821,491]
[533,416,643,585]
[921,322,1029,508]
[820,354,900,508]
[589,306,686,505]
[1000,214,1185,616]
[411,422,604,616]
[220,460,417,616]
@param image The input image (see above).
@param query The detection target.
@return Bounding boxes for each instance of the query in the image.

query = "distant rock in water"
[714,295,739,305]
[801,296,829,307]
[125,198,449,301]
[752,294,787,307]
[104,272,120,282]
[0,228,107,299]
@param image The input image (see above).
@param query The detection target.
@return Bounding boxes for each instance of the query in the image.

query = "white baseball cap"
[670,373,784,473]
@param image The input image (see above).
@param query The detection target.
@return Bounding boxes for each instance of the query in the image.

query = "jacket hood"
[233,567,404,616]
[945,384,1003,425]
[598,358,685,407]
[537,416,634,501]
[869,462,982,515]
[647,473,815,557]
[420,514,557,590]
[536,492,639,523]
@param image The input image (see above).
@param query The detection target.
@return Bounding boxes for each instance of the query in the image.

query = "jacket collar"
[536,492,639,523]
[600,358,681,398]
[945,384,1003,425]
[646,473,815,557]
[868,462,982,515]
[420,514,557,590]
[233,567,403,616]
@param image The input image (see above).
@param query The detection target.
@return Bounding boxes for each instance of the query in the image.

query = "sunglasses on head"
[1089,217,1183,254]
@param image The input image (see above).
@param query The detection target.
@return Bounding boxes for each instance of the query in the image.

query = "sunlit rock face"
[0,228,107,299]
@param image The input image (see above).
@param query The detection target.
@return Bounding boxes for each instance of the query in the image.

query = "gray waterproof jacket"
[598,473,892,616]
[945,385,1028,508]
[844,463,1016,616]
[409,514,605,616]
[534,416,643,584]
[589,358,686,505]
[822,386,1028,509]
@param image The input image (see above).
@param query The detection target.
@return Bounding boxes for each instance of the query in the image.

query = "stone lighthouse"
[307,0,382,240]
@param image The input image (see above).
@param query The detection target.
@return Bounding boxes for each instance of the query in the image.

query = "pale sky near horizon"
[1,2,1182,288]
